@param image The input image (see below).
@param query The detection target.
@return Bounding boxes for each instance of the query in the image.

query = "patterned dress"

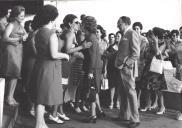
[140,43,166,90]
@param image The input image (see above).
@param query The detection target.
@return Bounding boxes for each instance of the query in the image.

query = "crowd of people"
[0,4,182,128]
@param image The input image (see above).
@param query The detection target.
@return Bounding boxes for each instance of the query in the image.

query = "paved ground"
[15,108,182,128]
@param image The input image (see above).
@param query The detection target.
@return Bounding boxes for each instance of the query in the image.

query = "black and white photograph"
[0,0,182,128]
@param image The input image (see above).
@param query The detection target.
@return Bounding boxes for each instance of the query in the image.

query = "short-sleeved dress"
[30,27,63,105]
[3,21,26,78]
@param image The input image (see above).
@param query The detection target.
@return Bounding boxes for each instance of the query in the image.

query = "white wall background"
[44,0,182,34]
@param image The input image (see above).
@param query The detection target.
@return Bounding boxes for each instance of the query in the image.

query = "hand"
[88,73,94,79]
[82,41,92,49]
[74,52,84,59]
[103,72,107,78]
[64,54,69,61]
[22,34,28,41]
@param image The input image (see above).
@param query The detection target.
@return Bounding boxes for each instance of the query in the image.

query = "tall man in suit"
[115,16,140,128]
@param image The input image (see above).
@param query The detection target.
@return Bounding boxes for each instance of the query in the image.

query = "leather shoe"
[112,117,130,122]
[128,122,140,128]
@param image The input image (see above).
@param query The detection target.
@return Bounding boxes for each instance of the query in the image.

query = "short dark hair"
[24,20,32,33]
[32,5,58,29]
[170,29,179,36]
[63,14,77,29]
[108,33,115,38]
[9,5,25,22]
[116,31,122,36]
[132,22,143,30]
[119,16,131,25]
[82,16,97,33]
[97,25,106,39]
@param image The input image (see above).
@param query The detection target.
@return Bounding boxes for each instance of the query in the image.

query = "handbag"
[163,61,173,70]
[166,77,182,93]
[101,78,109,90]
[86,78,96,103]
[150,56,163,74]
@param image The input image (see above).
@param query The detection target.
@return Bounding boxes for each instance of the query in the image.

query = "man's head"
[117,16,131,34]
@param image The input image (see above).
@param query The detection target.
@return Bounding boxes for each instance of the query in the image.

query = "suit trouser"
[118,67,140,122]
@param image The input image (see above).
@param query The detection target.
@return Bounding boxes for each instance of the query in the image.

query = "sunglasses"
[74,21,80,25]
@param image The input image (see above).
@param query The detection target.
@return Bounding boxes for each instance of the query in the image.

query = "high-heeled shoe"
[140,107,151,112]
[86,115,97,123]
[156,107,165,115]
[150,104,158,109]
[97,111,106,118]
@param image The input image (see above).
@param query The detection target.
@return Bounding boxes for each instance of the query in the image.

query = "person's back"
[35,27,54,59]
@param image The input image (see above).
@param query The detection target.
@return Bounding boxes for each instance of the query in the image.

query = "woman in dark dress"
[81,16,105,123]
[30,5,69,128]
[106,31,122,109]
[3,6,28,106]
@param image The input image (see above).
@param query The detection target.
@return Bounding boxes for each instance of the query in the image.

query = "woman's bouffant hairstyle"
[32,5,58,29]
[97,25,106,39]
[82,16,97,33]
[63,14,77,29]
[132,22,143,30]
[9,5,25,22]
[152,27,165,39]
[147,27,165,40]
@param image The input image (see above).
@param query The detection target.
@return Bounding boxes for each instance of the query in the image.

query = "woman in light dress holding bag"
[140,27,168,115]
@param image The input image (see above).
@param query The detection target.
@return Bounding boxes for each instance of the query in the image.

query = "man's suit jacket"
[115,29,140,77]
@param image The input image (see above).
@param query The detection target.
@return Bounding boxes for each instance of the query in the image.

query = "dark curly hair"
[116,31,122,36]
[32,5,58,29]
[97,25,106,39]
[82,16,97,33]
[9,5,25,22]
[170,29,179,37]
[108,33,115,39]
[132,22,143,30]
[63,14,77,29]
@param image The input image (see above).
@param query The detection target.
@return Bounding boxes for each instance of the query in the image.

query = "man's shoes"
[112,117,130,122]
[128,122,140,128]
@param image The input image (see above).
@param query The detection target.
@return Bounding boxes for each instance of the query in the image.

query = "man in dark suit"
[115,16,140,128]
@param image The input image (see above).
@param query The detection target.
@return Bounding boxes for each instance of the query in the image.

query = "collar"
[123,26,130,35]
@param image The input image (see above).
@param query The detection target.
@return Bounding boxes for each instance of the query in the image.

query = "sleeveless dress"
[30,27,63,105]
[3,21,26,78]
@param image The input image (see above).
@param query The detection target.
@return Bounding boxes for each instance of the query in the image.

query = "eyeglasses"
[74,21,80,25]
